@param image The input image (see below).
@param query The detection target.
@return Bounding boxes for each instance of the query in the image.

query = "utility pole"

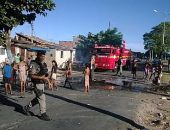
[154,10,170,60]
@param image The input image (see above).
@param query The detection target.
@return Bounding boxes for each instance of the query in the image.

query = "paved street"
[0,71,148,130]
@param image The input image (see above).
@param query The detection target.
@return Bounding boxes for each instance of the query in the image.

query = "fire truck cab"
[94,42,131,71]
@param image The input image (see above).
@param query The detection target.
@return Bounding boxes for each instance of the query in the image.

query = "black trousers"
[63,77,72,89]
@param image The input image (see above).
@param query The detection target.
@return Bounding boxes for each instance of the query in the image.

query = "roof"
[59,41,75,49]
[16,33,54,46]
[12,33,73,51]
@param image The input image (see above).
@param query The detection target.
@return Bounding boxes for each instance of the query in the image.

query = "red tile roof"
[59,41,74,49]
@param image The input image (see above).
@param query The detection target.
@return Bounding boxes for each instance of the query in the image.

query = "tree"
[143,22,170,58]
[97,28,122,46]
[0,0,55,62]
[76,34,92,49]
[76,28,123,49]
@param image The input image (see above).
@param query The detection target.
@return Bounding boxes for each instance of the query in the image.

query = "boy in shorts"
[3,59,12,95]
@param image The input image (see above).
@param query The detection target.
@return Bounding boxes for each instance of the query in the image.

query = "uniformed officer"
[23,51,52,121]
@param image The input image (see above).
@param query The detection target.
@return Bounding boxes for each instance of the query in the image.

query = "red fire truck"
[94,41,131,71]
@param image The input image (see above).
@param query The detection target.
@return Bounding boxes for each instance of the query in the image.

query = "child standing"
[2,59,12,95]
[84,63,90,93]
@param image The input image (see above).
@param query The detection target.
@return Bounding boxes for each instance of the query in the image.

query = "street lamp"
[154,10,170,59]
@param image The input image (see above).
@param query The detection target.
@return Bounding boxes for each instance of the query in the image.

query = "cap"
[37,51,46,55]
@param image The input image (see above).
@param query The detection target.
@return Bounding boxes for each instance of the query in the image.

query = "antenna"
[108,21,111,30]
[30,21,35,43]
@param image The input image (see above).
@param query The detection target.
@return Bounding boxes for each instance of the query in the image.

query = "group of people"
[2,51,96,121]
[62,55,95,93]
[2,53,58,96]
[3,50,165,121]
[2,55,28,96]
[131,58,163,85]
[144,58,163,85]
[115,55,163,85]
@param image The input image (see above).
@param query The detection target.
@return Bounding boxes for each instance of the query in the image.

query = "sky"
[12,0,170,52]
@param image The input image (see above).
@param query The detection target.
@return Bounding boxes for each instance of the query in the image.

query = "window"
[96,48,111,55]
[0,48,5,55]
[60,51,63,58]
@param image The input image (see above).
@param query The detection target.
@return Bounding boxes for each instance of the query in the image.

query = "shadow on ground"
[45,92,147,130]
[0,93,24,115]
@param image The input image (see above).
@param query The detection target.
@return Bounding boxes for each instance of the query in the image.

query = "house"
[11,33,76,70]
[57,41,75,68]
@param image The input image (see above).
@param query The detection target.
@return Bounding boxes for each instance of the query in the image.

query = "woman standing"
[18,57,27,97]
[90,55,95,81]
[50,60,58,90]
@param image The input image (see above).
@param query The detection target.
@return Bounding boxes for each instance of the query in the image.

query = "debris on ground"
[135,94,170,130]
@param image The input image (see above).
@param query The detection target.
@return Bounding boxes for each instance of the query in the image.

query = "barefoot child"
[84,63,90,93]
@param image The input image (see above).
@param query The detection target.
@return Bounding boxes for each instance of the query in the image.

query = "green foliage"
[0,31,5,44]
[0,0,55,45]
[143,22,170,57]
[76,28,123,49]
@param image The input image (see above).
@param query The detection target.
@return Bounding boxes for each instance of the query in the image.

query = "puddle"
[101,85,144,92]
[131,86,145,92]
[100,85,117,90]
[56,76,146,93]
[91,82,122,90]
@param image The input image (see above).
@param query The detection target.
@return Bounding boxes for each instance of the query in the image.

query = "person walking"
[23,51,52,121]
[63,65,72,89]
[157,59,163,84]
[144,59,150,80]
[2,59,12,95]
[50,60,58,90]
[116,56,123,76]
[131,59,137,79]
[90,55,95,81]
[84,63,90,93]
[149,61,156,81]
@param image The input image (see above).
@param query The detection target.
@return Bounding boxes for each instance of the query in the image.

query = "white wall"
[15,47,20,54]
[0,46,7,63]
[56,50,71,67]
[54,49,76,69]
[72,49,76,62]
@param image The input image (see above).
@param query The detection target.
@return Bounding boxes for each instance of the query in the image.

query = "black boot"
[23,105,30,116]
[39,113,51,121]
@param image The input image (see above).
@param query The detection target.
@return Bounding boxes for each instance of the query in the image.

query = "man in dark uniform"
[23,51,52,121]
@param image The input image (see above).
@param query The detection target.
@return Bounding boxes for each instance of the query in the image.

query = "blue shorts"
[3,77,11,84]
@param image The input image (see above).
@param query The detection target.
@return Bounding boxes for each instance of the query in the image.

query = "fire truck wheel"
[112,69,115,72]
[94,69,98,72]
